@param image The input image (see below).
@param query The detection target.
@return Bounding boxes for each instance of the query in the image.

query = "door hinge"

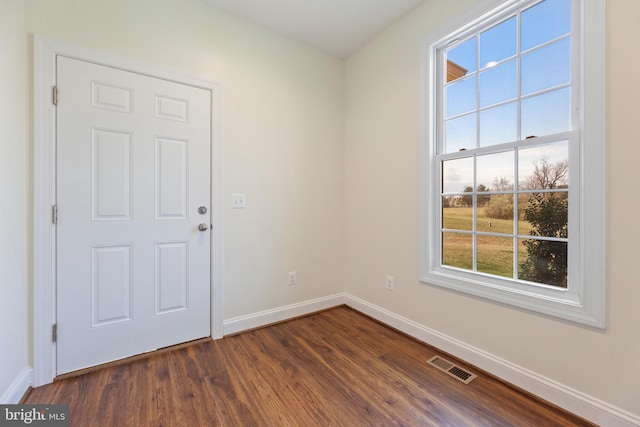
[52,324,57,343]
[52,205,57,224]
[52,86,58,105]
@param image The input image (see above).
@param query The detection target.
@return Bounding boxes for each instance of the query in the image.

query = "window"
[419,0,606,327]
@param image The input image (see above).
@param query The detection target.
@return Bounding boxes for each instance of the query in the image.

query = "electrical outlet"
[288,271,297,286]
[386,275,394,291]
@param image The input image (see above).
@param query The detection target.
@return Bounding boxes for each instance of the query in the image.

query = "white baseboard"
[223,293,346,336]
[344,294,640,427]
[0,367,33,404]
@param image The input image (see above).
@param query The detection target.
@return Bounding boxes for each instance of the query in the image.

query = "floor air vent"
[426,356,477,384]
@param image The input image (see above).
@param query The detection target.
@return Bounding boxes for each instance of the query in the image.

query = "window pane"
[476,151,514,191]
[480,16,516,68]
[521,0,571,51]
[446,37,476,83]
[443,232,473,270]
[521,87,570,138]
[518,238,567,288]
[479,59,517,108]
[442,198,473,230]
[522,38,571,96]
[442,157,473,194]
[518,141,569,190]
[446,76,477,117]
[477,235,514,278]
[480,194,515,231]
[519,192,568,238]
[445,114,477,153]
[480,102,517,147]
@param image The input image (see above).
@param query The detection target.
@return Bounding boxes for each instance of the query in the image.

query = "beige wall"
[345,0,640,417]
[0,0,29,398]
[24,0,346,320]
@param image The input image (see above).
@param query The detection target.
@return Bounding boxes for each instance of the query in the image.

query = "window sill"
[420,268,604,328]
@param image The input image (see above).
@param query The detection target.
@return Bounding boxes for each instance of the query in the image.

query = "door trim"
[33,35,225,387]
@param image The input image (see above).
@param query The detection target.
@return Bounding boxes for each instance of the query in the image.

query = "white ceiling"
[201,0,425,58]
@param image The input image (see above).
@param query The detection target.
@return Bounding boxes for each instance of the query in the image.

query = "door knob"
[198,223,209,232]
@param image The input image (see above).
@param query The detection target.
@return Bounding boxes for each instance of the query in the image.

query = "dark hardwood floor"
[23,307,593,426]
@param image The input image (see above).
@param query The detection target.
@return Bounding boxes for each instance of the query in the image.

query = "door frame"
[33,35,225,387]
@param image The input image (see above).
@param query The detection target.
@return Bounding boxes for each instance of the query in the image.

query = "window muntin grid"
[435,0,575,288]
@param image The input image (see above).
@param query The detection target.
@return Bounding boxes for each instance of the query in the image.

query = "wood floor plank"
[266,321,398,425]
[22,307,594,426]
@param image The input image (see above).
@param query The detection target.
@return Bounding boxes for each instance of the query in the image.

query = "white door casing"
[55,56,211,374]
[33,36,224,385]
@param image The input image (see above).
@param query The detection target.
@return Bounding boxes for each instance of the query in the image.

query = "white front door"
[56,56,211,374]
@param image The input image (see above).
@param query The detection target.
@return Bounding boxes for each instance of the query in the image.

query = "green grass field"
[442,207,533,278]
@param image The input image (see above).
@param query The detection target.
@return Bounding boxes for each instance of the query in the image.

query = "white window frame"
[418,0,606,328]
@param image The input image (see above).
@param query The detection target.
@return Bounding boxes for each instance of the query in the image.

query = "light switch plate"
[232,193,246,209]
